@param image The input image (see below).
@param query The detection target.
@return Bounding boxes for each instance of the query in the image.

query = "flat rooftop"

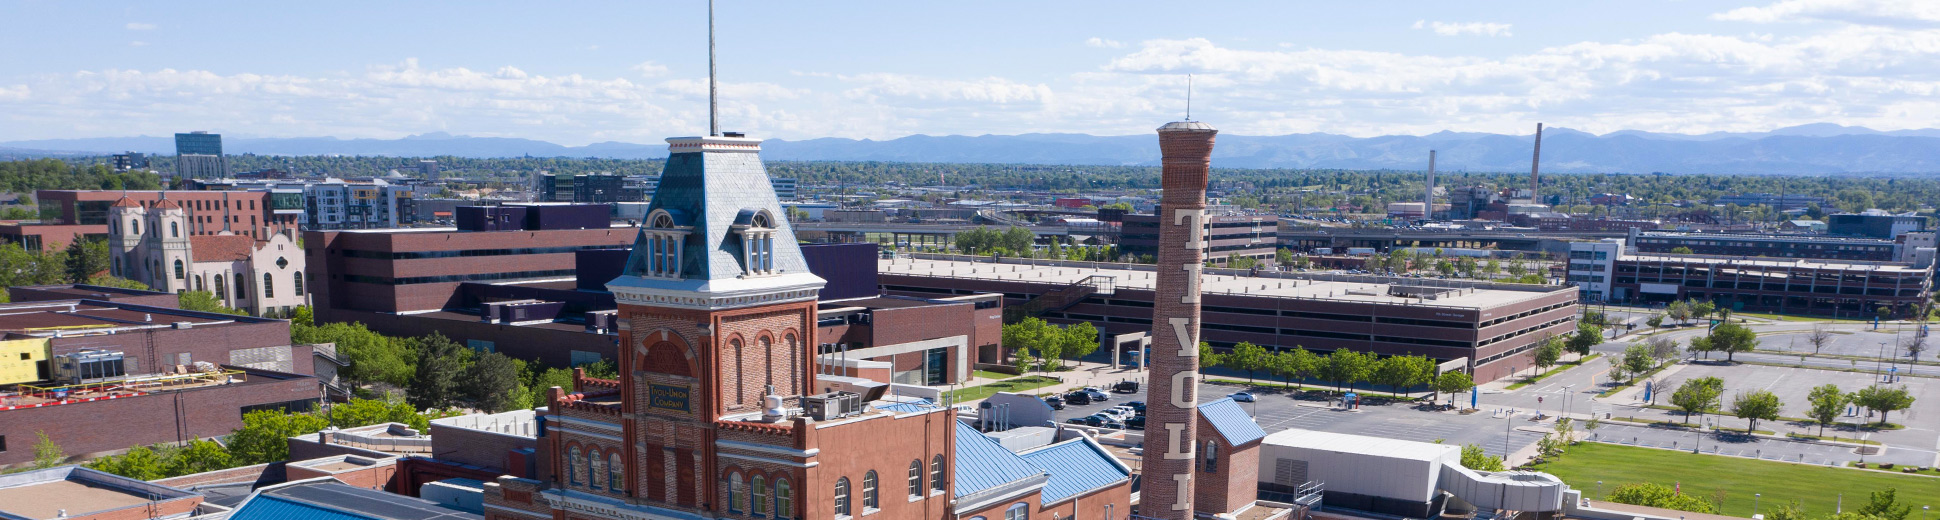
[334,222,634,234]
[882,257,1564,310]
[1636,231,1897,245]
[0,301,257,334]
[1621,253,1930,273]
[0,467,198,520]
[1263,428,1457,462]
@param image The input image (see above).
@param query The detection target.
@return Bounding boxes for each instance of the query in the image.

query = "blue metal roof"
[952,421,1046,499]
[229,495,381,520]
[874,399,937,414]
[1198,398,1266,446]
[1017,439,1131,504]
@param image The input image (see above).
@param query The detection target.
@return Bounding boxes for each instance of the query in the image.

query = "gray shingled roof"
[621,139,813,284]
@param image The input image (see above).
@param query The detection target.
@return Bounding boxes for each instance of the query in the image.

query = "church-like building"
[107,195,309,316]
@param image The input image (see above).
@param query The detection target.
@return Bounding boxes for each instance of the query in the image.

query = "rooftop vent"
[803,391,862,421]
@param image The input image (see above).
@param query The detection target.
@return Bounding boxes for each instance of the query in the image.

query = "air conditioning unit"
[803,391,863,421]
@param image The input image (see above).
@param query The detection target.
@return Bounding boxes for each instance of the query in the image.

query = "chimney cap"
[1158,121,1217,132]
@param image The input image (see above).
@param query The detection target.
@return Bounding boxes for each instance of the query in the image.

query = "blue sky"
[3,0,1938,144]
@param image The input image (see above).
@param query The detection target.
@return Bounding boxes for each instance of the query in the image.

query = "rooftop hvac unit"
[803,391,863,421]
[53,350,127,385]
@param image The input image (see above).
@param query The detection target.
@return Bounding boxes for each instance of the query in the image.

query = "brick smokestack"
[1140,120,1216,520]
[1530,122,1543,202]
[1424,149,1436,220]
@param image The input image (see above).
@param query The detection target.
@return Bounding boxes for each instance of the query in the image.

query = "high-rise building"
[1142,119,1218,520]
[111,152,149,171]
[174,131,228,179]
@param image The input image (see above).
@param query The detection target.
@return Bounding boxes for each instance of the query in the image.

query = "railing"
[1003,274,1115,322]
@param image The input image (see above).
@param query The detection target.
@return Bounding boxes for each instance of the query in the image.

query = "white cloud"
[1413,20,1514,37]
[1713,0,1940,27]
[125,22,156,30]
[1085,37,1123,49]
[632,61,670,77]
[129,41,148,47]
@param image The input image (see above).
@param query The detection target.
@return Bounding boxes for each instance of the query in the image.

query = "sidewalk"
[947,362,1148,406]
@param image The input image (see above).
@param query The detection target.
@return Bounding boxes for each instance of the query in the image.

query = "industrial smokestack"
[1141,119,1216,520]
[1424,150,1437,221]
[1530,123,1543,203]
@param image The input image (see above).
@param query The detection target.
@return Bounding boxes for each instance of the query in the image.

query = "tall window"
[609,452,624,492]
[195,275,204,292]
[833,477,850,517]
[130,220,139,236]
[731,339,744,402]
[169,221,179,237]
[930,456,945,493]
[862,470,878,510]
[173,260,184,279]
[1204,440,1218,472]
[775,479,793,519]
[568,447,584,486]
[752,475,769,516]
[263,273,275,299]
[907,460,923,498]
[293,272,304,296]
[214,274,226,299]
[1004,502,1030,520]
[589,449,607,490]
[234,276,246,299]
[729,472,746,513]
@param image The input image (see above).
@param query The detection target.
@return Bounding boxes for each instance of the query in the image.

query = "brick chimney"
[1139,120,1217,520]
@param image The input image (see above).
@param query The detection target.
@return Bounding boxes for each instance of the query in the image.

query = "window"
[263,273,275,299]
[293,272,303,296]
[170,221,179,238]
[131,219,140,236]
[610,452,624,492]
[590,449,606,490]
[214,274,226,299]
[930,456,944,493]
[195,275,204,292]
[862,470,878,510]
[173,260,184,279]
[752,475,769,516]
[834,477,851,517]
[907,460,922,498]
[1004,502,1030,520]
[235,276,246,299]
[775,479,793,519]
[568,447,584,486]
[729,472,746,513]
[1204,440,1219,472]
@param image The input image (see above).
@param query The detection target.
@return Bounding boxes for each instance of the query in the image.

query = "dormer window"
[637,209,693,279]
[734,209,777,276]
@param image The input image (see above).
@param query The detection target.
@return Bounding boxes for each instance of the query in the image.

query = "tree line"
[1200,342,1477,400]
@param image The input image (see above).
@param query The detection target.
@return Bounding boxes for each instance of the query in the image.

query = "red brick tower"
[1139,120,1217,519]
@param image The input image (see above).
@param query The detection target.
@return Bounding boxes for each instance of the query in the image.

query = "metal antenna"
[708,0,719,137]
[1186,74,1193,120]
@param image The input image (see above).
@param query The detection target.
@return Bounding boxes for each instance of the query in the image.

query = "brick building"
[1628,229,1903,262]
[1120,210,1276,264]
[0,466,204,520]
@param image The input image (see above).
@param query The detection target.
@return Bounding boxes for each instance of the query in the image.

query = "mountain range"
[6,123,1940,174]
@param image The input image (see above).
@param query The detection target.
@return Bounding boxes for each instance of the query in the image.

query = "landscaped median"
[942,375,1062,403]
[1506,354,1602,390]
[1531,442,1940,518]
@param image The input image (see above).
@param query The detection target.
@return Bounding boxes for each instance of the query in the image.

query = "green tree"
[84,275,150,290]
[1688,336,1715,359]
[1765,500,1806,520]
[327,398,439,431]
[1434,371,1475,402]
[1013,348,1037,374]
[1459,443,1504,471]
[178,290,248,315]
[466,352,524,412]
[1806,384,1850,436]
[228,409,330,465]
[1056,321,1100,368]
[1729,389,1782,433]
[1270,348,1320,388]
[1606,482,1716,513]
[1533,338,1563,375]
[1666,300,1693,325]
[1856,487,1913,520]
[1372,355,1434,396]
[87,445,169,481]
[1275,248,1294,266]
[1198,342,1222,370]
[1621,343,1656,379]
[408,332,471,410]
[1568,321,1602,355]
[1853,385,1916,426]
[1318,349,1375,391]
[1002,318,1057,371]
[300,322,414,387]
[32,431,65,469]
[1646,314,1665,328]
[1690,300,1717,322]
[168,439,234,476]
[1224,342,1270,384]
[1670,376,1724,424]
[1707,322,1757,362]
[63,238,109,283]
[1670,246,1695,254]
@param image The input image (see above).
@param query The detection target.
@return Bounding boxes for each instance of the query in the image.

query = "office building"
[1628,229,1902,262]
[536,173,645,204]
[1120,210,1276,264]
[1828,210,1926,239]
[175,131,229,179]
[111,152,149,171]
[1569,240,1932,318]
[629,175,797,201]
[306,178,420,230]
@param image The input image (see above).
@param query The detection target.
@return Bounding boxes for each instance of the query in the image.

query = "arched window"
[1204,440,1218,473]
[731,338,744,403]
[589,448,607,490]
[728,472,746,513]
[609,451,624,492]
[293,272,304,296]
[213,274,226,299]
[775,479,793,519]
[263,273,275,299]
[760,336,774,386]
[131,220,139,236]
[907,460,922,498]
[169,221,179,238]
[173,260,184,279]
[752,475,769,516]
[1004,502,1030,520]
[235,276,246,299]
[833,477,851,517]
[862,470,878,510]
[930,455,945,494]
[195,275,204,292]
[568,447,584,486]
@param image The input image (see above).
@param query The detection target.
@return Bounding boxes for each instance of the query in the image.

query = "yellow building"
[0,338,50,386]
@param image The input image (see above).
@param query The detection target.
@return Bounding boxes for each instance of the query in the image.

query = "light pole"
[1596,481,1603,500]
[1878,341,1889,382]
[1754,493,1761,516]
[1504,410,1514,468]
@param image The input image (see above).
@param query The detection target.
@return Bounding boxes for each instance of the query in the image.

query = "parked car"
[1124,416,1146,430]
[1066,417,1091,425]
[1044,395,1065,410]
[1229,392,1256,403]
[1084,389,1110,402]
[1065,391,1092,406]
[1112,381,1139,393]
[1126,401,1146,415]
[1085,415,1125,429]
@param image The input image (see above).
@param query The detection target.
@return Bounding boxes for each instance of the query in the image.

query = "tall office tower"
[174,131,228,179]
[1138,119,1217,519]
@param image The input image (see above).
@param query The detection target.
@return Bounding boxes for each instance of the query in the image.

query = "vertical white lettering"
[1170,318,1196,357]
[1171,475,1192,511]
[1180,263,1201,303]
[1163,423,1194,460]
[1174,209,1206,250]
[1170,370,1196,408]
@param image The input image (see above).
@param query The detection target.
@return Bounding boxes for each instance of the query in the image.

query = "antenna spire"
[708,0,719,137]
[1186,74,1193,121]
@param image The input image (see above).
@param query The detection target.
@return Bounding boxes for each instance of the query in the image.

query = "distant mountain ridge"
[7,123,1940,174]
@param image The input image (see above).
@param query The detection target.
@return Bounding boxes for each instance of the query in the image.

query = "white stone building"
[107,196,309,316]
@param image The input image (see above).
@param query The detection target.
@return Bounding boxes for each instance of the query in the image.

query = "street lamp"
[1755,493,1761,516]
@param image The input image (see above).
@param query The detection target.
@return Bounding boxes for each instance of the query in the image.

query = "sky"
[3,0,1939,145]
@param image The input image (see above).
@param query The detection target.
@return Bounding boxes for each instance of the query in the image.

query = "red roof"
[153,197,182,210]
[188,234,257,262]
[111,196,141,208]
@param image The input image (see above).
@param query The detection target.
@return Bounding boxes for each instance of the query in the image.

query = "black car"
[1126,401,1146,415]
[1124,416,1146,430]
[1065,391,1092,405]
[1112,381,1140,393]
[1044,395,1065,410]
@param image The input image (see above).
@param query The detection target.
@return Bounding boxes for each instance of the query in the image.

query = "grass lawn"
[973,369,1017,380]
[1507,354,1602,390]
[1529,442,1940,517]
[944,376,1061,402]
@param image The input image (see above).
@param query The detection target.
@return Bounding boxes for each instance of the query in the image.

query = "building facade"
[175,131,228,179]
[106,197,309,315]
[1121,211,1276,264]
[1569,240,1933,318]
[1628,229,1902,262]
